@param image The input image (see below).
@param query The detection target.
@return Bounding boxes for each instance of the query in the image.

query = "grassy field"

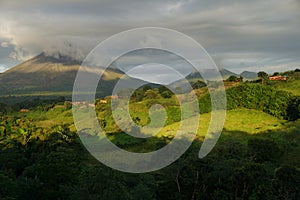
[16,104,286,141]
[155,109,285,139]
[273,79,300,96]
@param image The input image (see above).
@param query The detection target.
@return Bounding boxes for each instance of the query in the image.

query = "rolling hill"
[240,71,258,79]
[185,68,258,81]
[186,68,238,80]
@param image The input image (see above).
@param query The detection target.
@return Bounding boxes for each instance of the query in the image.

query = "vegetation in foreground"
[0,69,300,200]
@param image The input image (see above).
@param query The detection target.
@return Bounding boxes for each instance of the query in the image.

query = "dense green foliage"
[226,75,243,82]
[0,113,299,199]
[199,83,300,120]
[0,78,300,199]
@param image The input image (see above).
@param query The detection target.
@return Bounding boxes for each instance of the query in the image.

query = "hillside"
[0,53,125,100]
[186,68,257,81]
[186,68,238,81]
[240,70,258,79]
[1,76,300,199]
[274,80,300,96]
[220,68,238,79]
[0,54,257,104]
[272,71,300,96]
[1,86,299,199]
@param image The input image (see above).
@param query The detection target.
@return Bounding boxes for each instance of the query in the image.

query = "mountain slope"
[0,53,124,98]
[0,53,258,103]
[220,68,238,79]
[240,71,258,79]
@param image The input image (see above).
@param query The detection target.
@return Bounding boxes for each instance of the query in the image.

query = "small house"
[269,75,287,81]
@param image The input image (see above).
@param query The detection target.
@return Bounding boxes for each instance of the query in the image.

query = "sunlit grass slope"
[157,109,284,139]
[20,104,285,140]
[273,79,300,96]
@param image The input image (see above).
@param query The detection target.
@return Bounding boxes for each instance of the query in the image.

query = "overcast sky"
[0,0,300,73]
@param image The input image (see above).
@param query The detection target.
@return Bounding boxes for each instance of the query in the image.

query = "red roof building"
[269,75,287,81]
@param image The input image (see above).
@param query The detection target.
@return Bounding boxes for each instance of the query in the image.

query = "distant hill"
[0,53,259,103]
[0,53,124,100]
[218,69,258,80]
[240,71,258,80]
[186,68,238,80]
[220,68,238,79]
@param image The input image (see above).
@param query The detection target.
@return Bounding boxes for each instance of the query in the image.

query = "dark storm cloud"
[0,0,299,72]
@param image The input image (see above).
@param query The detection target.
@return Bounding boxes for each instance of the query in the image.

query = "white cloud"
[0,64,8,73]
[1,42,9,48]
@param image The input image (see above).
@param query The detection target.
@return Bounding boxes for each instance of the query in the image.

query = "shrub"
[161,90,172,98]
[225,83,298,120]
[286,96,300,121]
[144,89,161,99]
[247,138,281,162]
[227,75,238,82]
[272,166,300,199]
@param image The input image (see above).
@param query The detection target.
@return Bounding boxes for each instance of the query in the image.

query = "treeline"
[129,86,173,102]
[0,96,68,114]
[126,81,207,103]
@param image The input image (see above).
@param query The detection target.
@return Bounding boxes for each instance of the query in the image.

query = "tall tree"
[258,71,269,84]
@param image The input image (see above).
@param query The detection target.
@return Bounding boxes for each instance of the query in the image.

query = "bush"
[247,138,281,162]
[144,89,161,99]
[220,83,299,120]
[161,90,172,98]
[166,106,181,125]
[227,75,238,82]
[286,96,300,121]
[272,166,300,199]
